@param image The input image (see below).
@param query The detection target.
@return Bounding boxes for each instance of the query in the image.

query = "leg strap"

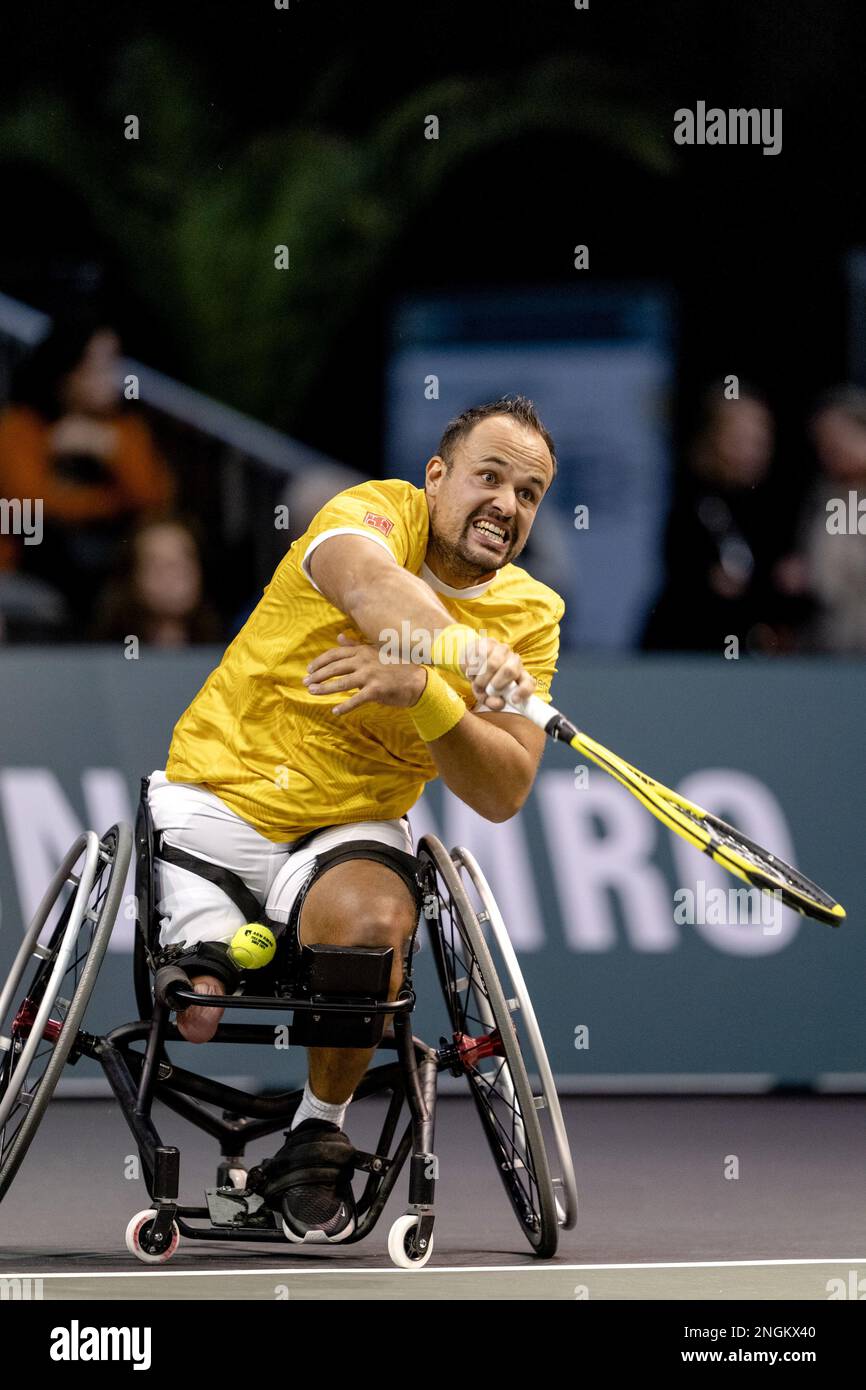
[168,940,243,993]
[295,840,426,917]
[155,834,265,925]
[246,1122,356,1206]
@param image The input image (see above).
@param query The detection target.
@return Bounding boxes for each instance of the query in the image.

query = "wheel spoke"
[1,825,131,1203]
[470,1085,540,1214]
[423,850,550,1242]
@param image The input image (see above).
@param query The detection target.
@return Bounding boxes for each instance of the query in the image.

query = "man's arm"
[303,634,545,820]
[308,534,547,818]
[422,705,547,822]
[309,534,455,649]
[309,532,535,708]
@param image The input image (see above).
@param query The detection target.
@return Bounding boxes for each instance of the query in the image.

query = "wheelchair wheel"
[451,846,578,1230]
[387,1213,435,1270]
[417,835,558,1258]
[125,1209,181,1264]
[0,822,132,1201]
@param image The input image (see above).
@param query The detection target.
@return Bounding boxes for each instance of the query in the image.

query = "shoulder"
[319,478,428,546]
[291,477,428,577]
[496,562,566,623]
[337,477,423,513]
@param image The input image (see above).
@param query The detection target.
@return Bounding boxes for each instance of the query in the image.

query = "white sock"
[291,1079,353,1132]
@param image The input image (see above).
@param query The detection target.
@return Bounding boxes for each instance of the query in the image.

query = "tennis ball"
[228,923,276,970]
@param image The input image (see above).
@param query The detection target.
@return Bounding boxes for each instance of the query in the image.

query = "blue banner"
[0,649,863,1091]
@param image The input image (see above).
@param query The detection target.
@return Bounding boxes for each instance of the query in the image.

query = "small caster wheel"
[125,1208,180,1264]
[217,1161,248,1189]
[387,1214,434,1269]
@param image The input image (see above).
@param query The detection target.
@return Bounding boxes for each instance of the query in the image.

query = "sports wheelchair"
[0,782,576,1269]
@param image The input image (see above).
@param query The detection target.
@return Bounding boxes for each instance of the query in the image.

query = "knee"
[354,903,415,951]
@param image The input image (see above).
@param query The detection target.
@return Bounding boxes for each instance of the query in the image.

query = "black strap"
[155,831,423,937]
[155,835,265,926]
[162,940,244,992]
[305,840,426,915]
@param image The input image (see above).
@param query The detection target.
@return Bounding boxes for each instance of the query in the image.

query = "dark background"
[1,0,862,473]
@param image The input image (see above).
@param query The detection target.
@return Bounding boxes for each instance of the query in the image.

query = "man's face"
[425,416,555,580]
[710,398,774,487]
[812,408,866,483]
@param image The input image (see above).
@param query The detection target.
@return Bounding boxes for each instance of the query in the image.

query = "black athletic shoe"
[247,1118,357,1244]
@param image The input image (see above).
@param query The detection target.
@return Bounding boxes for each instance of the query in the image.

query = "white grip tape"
[484,680,552,730]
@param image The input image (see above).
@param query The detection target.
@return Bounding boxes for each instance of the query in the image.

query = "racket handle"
[485,679,561,732]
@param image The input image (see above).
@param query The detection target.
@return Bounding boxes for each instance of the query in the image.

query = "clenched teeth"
[474,520,508,541]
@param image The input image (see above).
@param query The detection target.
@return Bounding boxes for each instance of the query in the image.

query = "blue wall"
[1,649,863,1090]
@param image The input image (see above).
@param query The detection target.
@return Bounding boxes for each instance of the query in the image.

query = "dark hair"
[437,395,557,481]
[10,309,114,421]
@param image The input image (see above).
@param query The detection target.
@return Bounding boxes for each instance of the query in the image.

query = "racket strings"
[562,727,841,922]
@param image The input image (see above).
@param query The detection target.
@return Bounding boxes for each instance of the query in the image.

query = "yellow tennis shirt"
[165,478,566,840]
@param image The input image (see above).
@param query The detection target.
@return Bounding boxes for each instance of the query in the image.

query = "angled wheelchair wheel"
[451,846,578,1230]
[417,835,558,1258]
[0,821,132,1201]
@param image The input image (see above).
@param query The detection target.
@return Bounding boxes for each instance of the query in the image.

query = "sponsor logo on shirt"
[363,512,394,537]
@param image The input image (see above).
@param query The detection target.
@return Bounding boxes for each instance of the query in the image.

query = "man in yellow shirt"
[148,394,564,1242]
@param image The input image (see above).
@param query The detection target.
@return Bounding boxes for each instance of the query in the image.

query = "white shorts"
[146,770,416,952]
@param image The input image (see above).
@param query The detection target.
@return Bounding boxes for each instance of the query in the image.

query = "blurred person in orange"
[0,311,175,628]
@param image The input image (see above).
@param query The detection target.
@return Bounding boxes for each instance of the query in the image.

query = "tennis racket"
[492,684,846,927]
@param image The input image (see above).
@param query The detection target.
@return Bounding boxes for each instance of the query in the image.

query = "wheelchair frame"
[0,784,576,1268]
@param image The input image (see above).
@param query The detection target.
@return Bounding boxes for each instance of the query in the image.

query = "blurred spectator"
[90,518,222,646]
[0,311,175,633]
[775,386,866,654]
[642,382,791,653]
[0,571,67,643]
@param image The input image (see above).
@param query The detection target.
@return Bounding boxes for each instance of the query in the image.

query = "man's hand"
[176,974,225,1044]
[462,636,536,711]
[304,633,427,715]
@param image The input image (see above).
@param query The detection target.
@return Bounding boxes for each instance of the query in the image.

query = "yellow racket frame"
[498,688,846,926]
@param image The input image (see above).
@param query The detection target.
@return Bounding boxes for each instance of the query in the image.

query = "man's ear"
[425,455,446,495]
